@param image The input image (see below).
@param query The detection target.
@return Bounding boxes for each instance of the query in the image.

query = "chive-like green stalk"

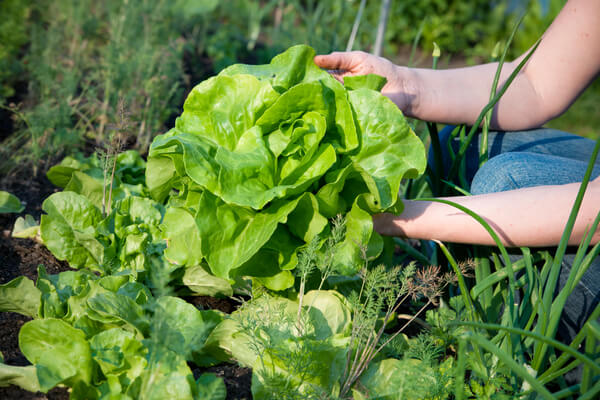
[464,331,556,400]
[581,320,600,394]
[455,321,600,374]
[537,305,600,384]
[479,14,526,167]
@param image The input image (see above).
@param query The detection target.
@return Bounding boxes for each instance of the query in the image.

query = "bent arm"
[379,0,600,129]
[374,177,600,247]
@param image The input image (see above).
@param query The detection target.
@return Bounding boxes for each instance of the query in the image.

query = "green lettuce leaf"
[162,207,203,266]
[0,363,40,393]
[19,319,93,392]
[181,265,233,297]
[343,74,387,91]
[356,358,438,399]
[87,292,150,336]
[195,192,303,279]
[0,190,24,213]
[40,192,107,271]
[11,214,39,239]
[348,88,426,210]
[0,276,41,318]
[152,296,223,362]
[89,328,147,381]
[221,44,358,153]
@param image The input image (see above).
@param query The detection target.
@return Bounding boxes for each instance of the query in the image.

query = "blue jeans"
[433,127,600,349]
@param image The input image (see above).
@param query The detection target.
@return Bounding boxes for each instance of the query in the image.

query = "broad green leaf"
[195,192,301,278]
[46,156,89,188]
[358,358,437,399]
[286,192,328,242]
[303,290,352,338]
[256,82,332,132]
[0,363,40,392]
[196,373,226,400]
[162,207,203,266]
[176,74,279,150]
[113,196,163,228]
[220,44,318,91]
[11,214,39,239]
[0,190,23,213]
[162,127,335,209]
[87,292,149,335]
[145,155,179,203]
[40,192,106,271]
[115,281,152,305]
[343,74,387,91]
[153,296,223,361]
[348,88,426,210]
[250,336,349,399]
[202,319,257,366]
[255,270,295,291]
[19,319,93,391]
[0,276,41,318]
[332,197,382,275]
[64,171,108,210]
[235,226,302,284]
[315,162,355,218]
[138,345,196,400]
[182,265,233,297]
[116,150,147,185]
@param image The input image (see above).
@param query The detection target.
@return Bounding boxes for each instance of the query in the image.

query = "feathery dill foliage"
[340,263,414,396]
[296,214,346,324]
[404,333,445,366]
[340,260,461,397]
[318,214,347,287]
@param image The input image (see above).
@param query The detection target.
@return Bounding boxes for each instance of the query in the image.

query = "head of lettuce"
[147,45,426,291]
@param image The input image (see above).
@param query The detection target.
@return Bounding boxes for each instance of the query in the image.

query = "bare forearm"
[374,181,600,247]
[399,61,547,130]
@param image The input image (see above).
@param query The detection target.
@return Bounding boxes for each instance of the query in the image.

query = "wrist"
[387,65,422,119]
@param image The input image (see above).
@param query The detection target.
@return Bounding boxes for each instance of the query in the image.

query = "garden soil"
[0,169,252,399]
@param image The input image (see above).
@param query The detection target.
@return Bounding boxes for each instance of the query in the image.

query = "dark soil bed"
[0,169,252,399]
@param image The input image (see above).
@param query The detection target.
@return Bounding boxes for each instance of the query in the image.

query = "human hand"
[314,51,416,114]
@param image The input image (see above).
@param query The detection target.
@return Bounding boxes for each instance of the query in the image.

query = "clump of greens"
[0,268,225,399]
[148,44,426,290]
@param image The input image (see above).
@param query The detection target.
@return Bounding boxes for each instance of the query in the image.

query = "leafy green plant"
[147,44,426,291]
[0,265,225,399]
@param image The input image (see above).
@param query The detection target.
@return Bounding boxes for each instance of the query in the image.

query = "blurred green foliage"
[0,0,30,101]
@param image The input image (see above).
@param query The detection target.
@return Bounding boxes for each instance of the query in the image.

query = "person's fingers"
[314,52,359,71]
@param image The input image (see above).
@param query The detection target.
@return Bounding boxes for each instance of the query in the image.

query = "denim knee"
[470,153,526,195]
[471,151,600,195]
